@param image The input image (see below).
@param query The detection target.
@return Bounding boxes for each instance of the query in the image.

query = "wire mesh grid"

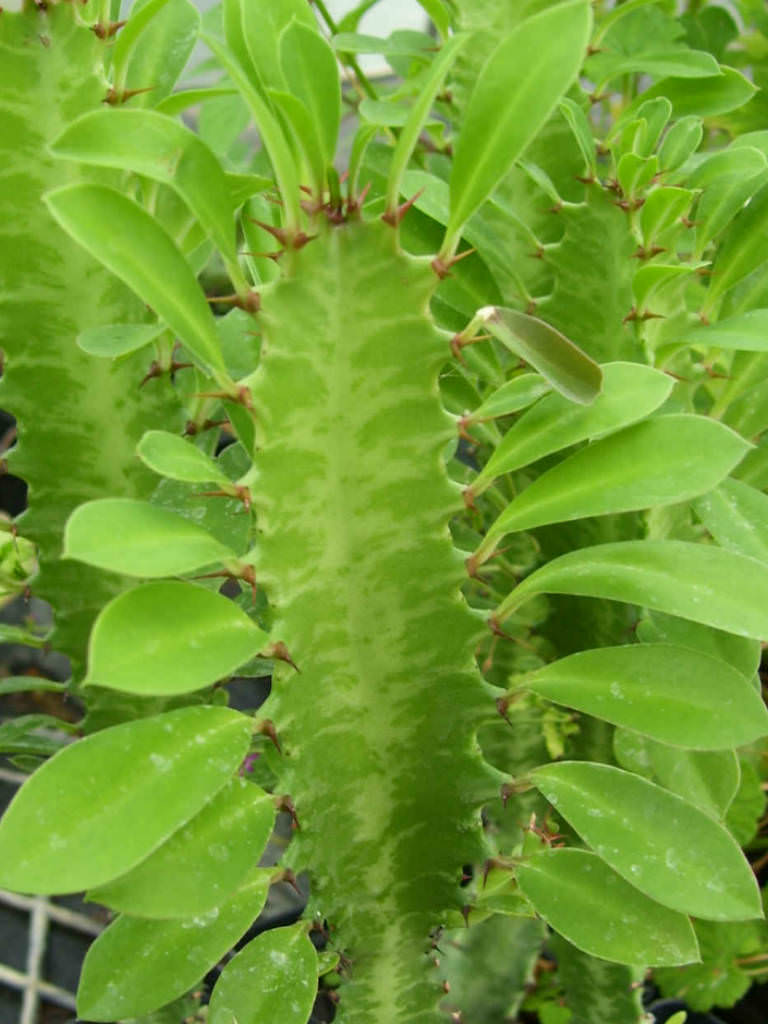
[0,767,104,1024]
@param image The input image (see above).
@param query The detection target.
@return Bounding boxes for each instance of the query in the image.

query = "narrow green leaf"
[474,362,672,492]
[64,498,235,577]
[155,86,238,115]
[517,849,699,966]
[111,0,172,90]
[632,263,695,309]
[137,430,231,486]
[477,307,602,405]
[85,581,269,696]
[52,110,243,284]
[499,540,768,640]
[332,30,433,57]
[76,322,165,358]
[89,777,275,917]
[44,184,227,378]
[591,48,719,82]
[524,643,768,749]
[118,0,199,107]
[445,0,592,248]
[468,374,551,423]
[694,162,768,255]
[240,0,317,92]
[682,310,768,353]
[559,97,596,178]
[705,185,768,311]
[0,706,251,893]
[0,677,66,696]
[694,478,768,562]
[77,867,271,1021]
[208,924,319,1024]
[626,735,741,819]
[626,67,757,119]
[385,33,467,217]
[530,762,762,920]
[204,33,302,233]
[415,0,450,39]
[268,89,326,198]
[483,415,748,542]
[280,20,341,169]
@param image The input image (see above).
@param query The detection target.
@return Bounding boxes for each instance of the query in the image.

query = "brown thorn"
[139,360,161,387]
[241,249,283,263]
[91,18,126,38]
[382,188,424,227]
[275,794,300,829]
[431,247,476,279]
[346,180,371,216]
[104,85,154,105]
[500,782,516,808]
[262,640,300,673]
[462,486,476,510]
[460,905,472,928]
[255,718,282,753]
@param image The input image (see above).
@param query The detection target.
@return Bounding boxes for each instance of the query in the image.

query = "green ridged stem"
[250,218,500,1022]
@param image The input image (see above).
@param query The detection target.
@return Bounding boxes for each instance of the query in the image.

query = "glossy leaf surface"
[77,322,165,358]
[52,109,242,276]
[525,644,768,748]
[518,849,699,966]
[531,762,762,920]
[208,924,319,1024]
[45,185,227,377]
[446,0,591,242]
[694,479,768,562]
[475,362,672,490]
[501,541,768,640]
[89,777,275,917]
[85,582,269,696]
[0,707,251,893]
[77,868,271,1020]
[137,430,231,486]
[64,498,234,576]
[485,415,748,540]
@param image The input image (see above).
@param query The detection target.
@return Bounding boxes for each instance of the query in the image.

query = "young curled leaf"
[476,307,602,405]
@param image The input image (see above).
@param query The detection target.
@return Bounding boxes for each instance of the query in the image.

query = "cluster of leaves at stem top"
[1,0,768,1023]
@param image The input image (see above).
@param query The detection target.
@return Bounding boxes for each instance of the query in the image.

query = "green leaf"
[694,160,768,255]
[332,31,433,57]
[111,0,172,91]
[239,0,318,92]
[85,581,269,696]
[476,307,602,405]
[657,115,703,171]
[155,86,238,115]
[0,677,66,696]
[44,184,227,379]
[682,310,768,352]
[626,67,757,119]
[559,97,596,178]
[636,609,761,681]
[693,478,768,562]
[52,110,244,285]
[524,643,768,749]
[77,322,165,358]
[473,362,673,492]
[640,187,694,248]
[445,0,592,247]
[468,374,551,423]
[591,48,719,83]
[280,20,341,169]
[89,777,275,917]
[77,867,272,1021]
[481,415,748,542]
[386,33,467,217]
[517,848,699,966]
[616,152,658,199]
[119,0,200,107]
[705,184,768,311]
[137,430,231,486]
[641,740,740,819]
[0,706,251,893]
[64,498,235,577]
[530,762,762,920]
[499,540,768,641]
[632,263,696,310]
[267,89,326,198]
[208,924,319,1024]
